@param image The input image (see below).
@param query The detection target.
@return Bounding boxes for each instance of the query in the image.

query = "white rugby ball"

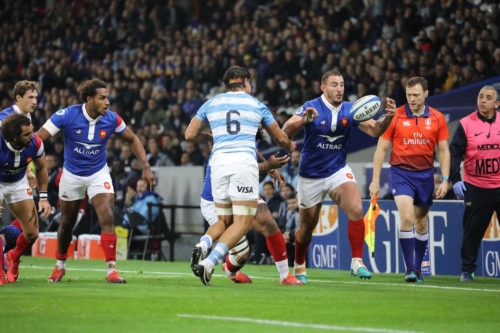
[350,95,382,122]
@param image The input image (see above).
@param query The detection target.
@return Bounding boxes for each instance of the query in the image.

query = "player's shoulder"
[55,104,82,117]
[428,106,445,119]
[0,106,14,120]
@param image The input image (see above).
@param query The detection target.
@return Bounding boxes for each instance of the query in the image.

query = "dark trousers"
[461,182,500,272]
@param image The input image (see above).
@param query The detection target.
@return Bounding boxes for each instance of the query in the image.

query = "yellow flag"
[364,194,380,258]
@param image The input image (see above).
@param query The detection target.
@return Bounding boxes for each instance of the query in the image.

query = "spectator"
[122,179,163,235]
[141,99,168,128]
[147,139,174,167]
[185,141,204,166]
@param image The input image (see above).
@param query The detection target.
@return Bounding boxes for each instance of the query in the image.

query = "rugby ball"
[350,95,382,122]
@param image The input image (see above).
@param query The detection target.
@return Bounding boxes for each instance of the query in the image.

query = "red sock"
[225,255,241,273]
[56,252,69,260]
[348,218,365,258]
[11,219,22,232]
[294,235,311,265]
[266,231,287,262]
[9,233,33,262]
[101,233,117,262]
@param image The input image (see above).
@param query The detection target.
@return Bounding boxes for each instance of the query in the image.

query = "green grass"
[1,257,499,333]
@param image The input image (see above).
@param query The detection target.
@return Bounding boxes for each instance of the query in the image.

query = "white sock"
[293,262,306,276]
[56,260,66,269]
[199,235,212,253]
[205,259,215,272]
[275,259,289,280]
[106,261,116,276]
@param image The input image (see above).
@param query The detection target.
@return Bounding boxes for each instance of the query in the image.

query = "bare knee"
[414,218,428,234]
[23,229,38,243]
[252,207,279,237]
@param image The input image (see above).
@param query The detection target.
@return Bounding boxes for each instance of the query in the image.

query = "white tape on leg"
[232,205,257,216]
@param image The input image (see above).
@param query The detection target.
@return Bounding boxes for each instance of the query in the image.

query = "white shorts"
[59,166,114,201]
[200,197,266,226]
[298,164,357,209]
[210,152,259,204]
[0,177,33,204]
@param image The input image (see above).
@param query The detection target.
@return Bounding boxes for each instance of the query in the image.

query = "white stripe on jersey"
[212,125,259,137]
[212,140,255,150]
[43,120,61,136]
[114,119,126,133]
[209,96,260,108]
[36,141,44,157]
[14,151,21,168]
[207,110,262,122]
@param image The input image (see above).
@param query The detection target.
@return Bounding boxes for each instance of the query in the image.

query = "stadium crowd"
[1,0,499,168]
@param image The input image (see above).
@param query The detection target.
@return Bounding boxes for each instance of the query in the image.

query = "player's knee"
[229,236,250,266]
[23,229,38,243]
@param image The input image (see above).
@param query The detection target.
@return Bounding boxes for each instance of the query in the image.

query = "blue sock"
[414,231,429,271]
[399,230,415,271]
[206,243,229,266]
[199,235,212,252]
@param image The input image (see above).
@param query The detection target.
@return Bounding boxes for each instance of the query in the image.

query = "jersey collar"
[404,104,430,118]
[476,110,497,124]
[82,104,102,123]
[6,141,25,153]
[12,104,21,114]
[321,95,342,113]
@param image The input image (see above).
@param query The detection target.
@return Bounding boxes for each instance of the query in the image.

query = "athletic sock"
[348,218,365,258]
[399,230,415,271]
[265,231,289,280]
[414,231,429,271]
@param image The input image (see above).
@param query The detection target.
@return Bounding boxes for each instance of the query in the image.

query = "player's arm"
[256,151,289,172]
[264,122,296,153]
[357,97,396,137]
[369,137,390,198]
[449,124,466,183]
[33,153,51,218]
[282,107,319,138]
[185,117,212,143]
[435,139,451,199]
[120,127,157,190]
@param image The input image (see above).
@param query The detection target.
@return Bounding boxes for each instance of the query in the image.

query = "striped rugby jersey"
[196,91,275,158]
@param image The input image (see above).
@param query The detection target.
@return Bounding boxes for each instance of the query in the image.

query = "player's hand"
[302,107,319,124]
[268,169,286,188]
[453,181,466,199]
[283,232,290,243]
[385,97,396,117]
[26,170,37,189]
[267,154,289,169]
[143,168,157,191]
[435,182,449,199]
[369,181,380,199]
[286,140,297,153]
[38,200,52,219]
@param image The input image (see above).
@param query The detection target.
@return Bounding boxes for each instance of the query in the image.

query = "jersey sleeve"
[437,113,450,141]
[259,102,276,127]
[33,134,44,159]
[294,104,307,118]
[43,108,67,135]
[195,102,208,122]
[114,115,127,134]
[381,116,396,141]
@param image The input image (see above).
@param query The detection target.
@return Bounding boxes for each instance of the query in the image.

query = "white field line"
[177,314,424,333]
[20,265,500,293]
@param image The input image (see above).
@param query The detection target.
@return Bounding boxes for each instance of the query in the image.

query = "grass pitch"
[1,257,499,333]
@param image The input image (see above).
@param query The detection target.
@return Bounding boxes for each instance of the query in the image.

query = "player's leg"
[222,234,252,283]
[294,176,325,283]
[327,166,372,279]
[191,198,224,273]
[0,234,6,285]
[252,203,303,285]
[87,166,125,283]
[4,198,40,283]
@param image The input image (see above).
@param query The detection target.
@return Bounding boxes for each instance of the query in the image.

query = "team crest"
[100,130,106,138]
[296,106,303,115]
[27,188,33,196]
[341,118,348,127]
[346,173,354,179]
[425,118,431,130]
[104,182,111,190]
[56,109,66,115]
[76,129,82,136]
[26,157,33,164]
[320,120,326,126]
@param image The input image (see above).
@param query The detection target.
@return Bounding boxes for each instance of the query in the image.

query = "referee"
[450,85,500,282]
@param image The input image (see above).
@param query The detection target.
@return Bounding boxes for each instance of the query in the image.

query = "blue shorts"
[389,166,434,207]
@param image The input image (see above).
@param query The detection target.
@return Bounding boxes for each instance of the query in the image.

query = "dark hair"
[223,66,251,91]
[321,70,343,84]
[287,191,297,200]
[13,80,39,100]
[79,78,107,103]
[285,183,295,192]
[0,114,32,142]
[406,76,428,91]
[263,181,274,188]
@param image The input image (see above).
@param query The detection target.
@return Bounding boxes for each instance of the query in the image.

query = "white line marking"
[20,265,500,293]
[177,314,424,333]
